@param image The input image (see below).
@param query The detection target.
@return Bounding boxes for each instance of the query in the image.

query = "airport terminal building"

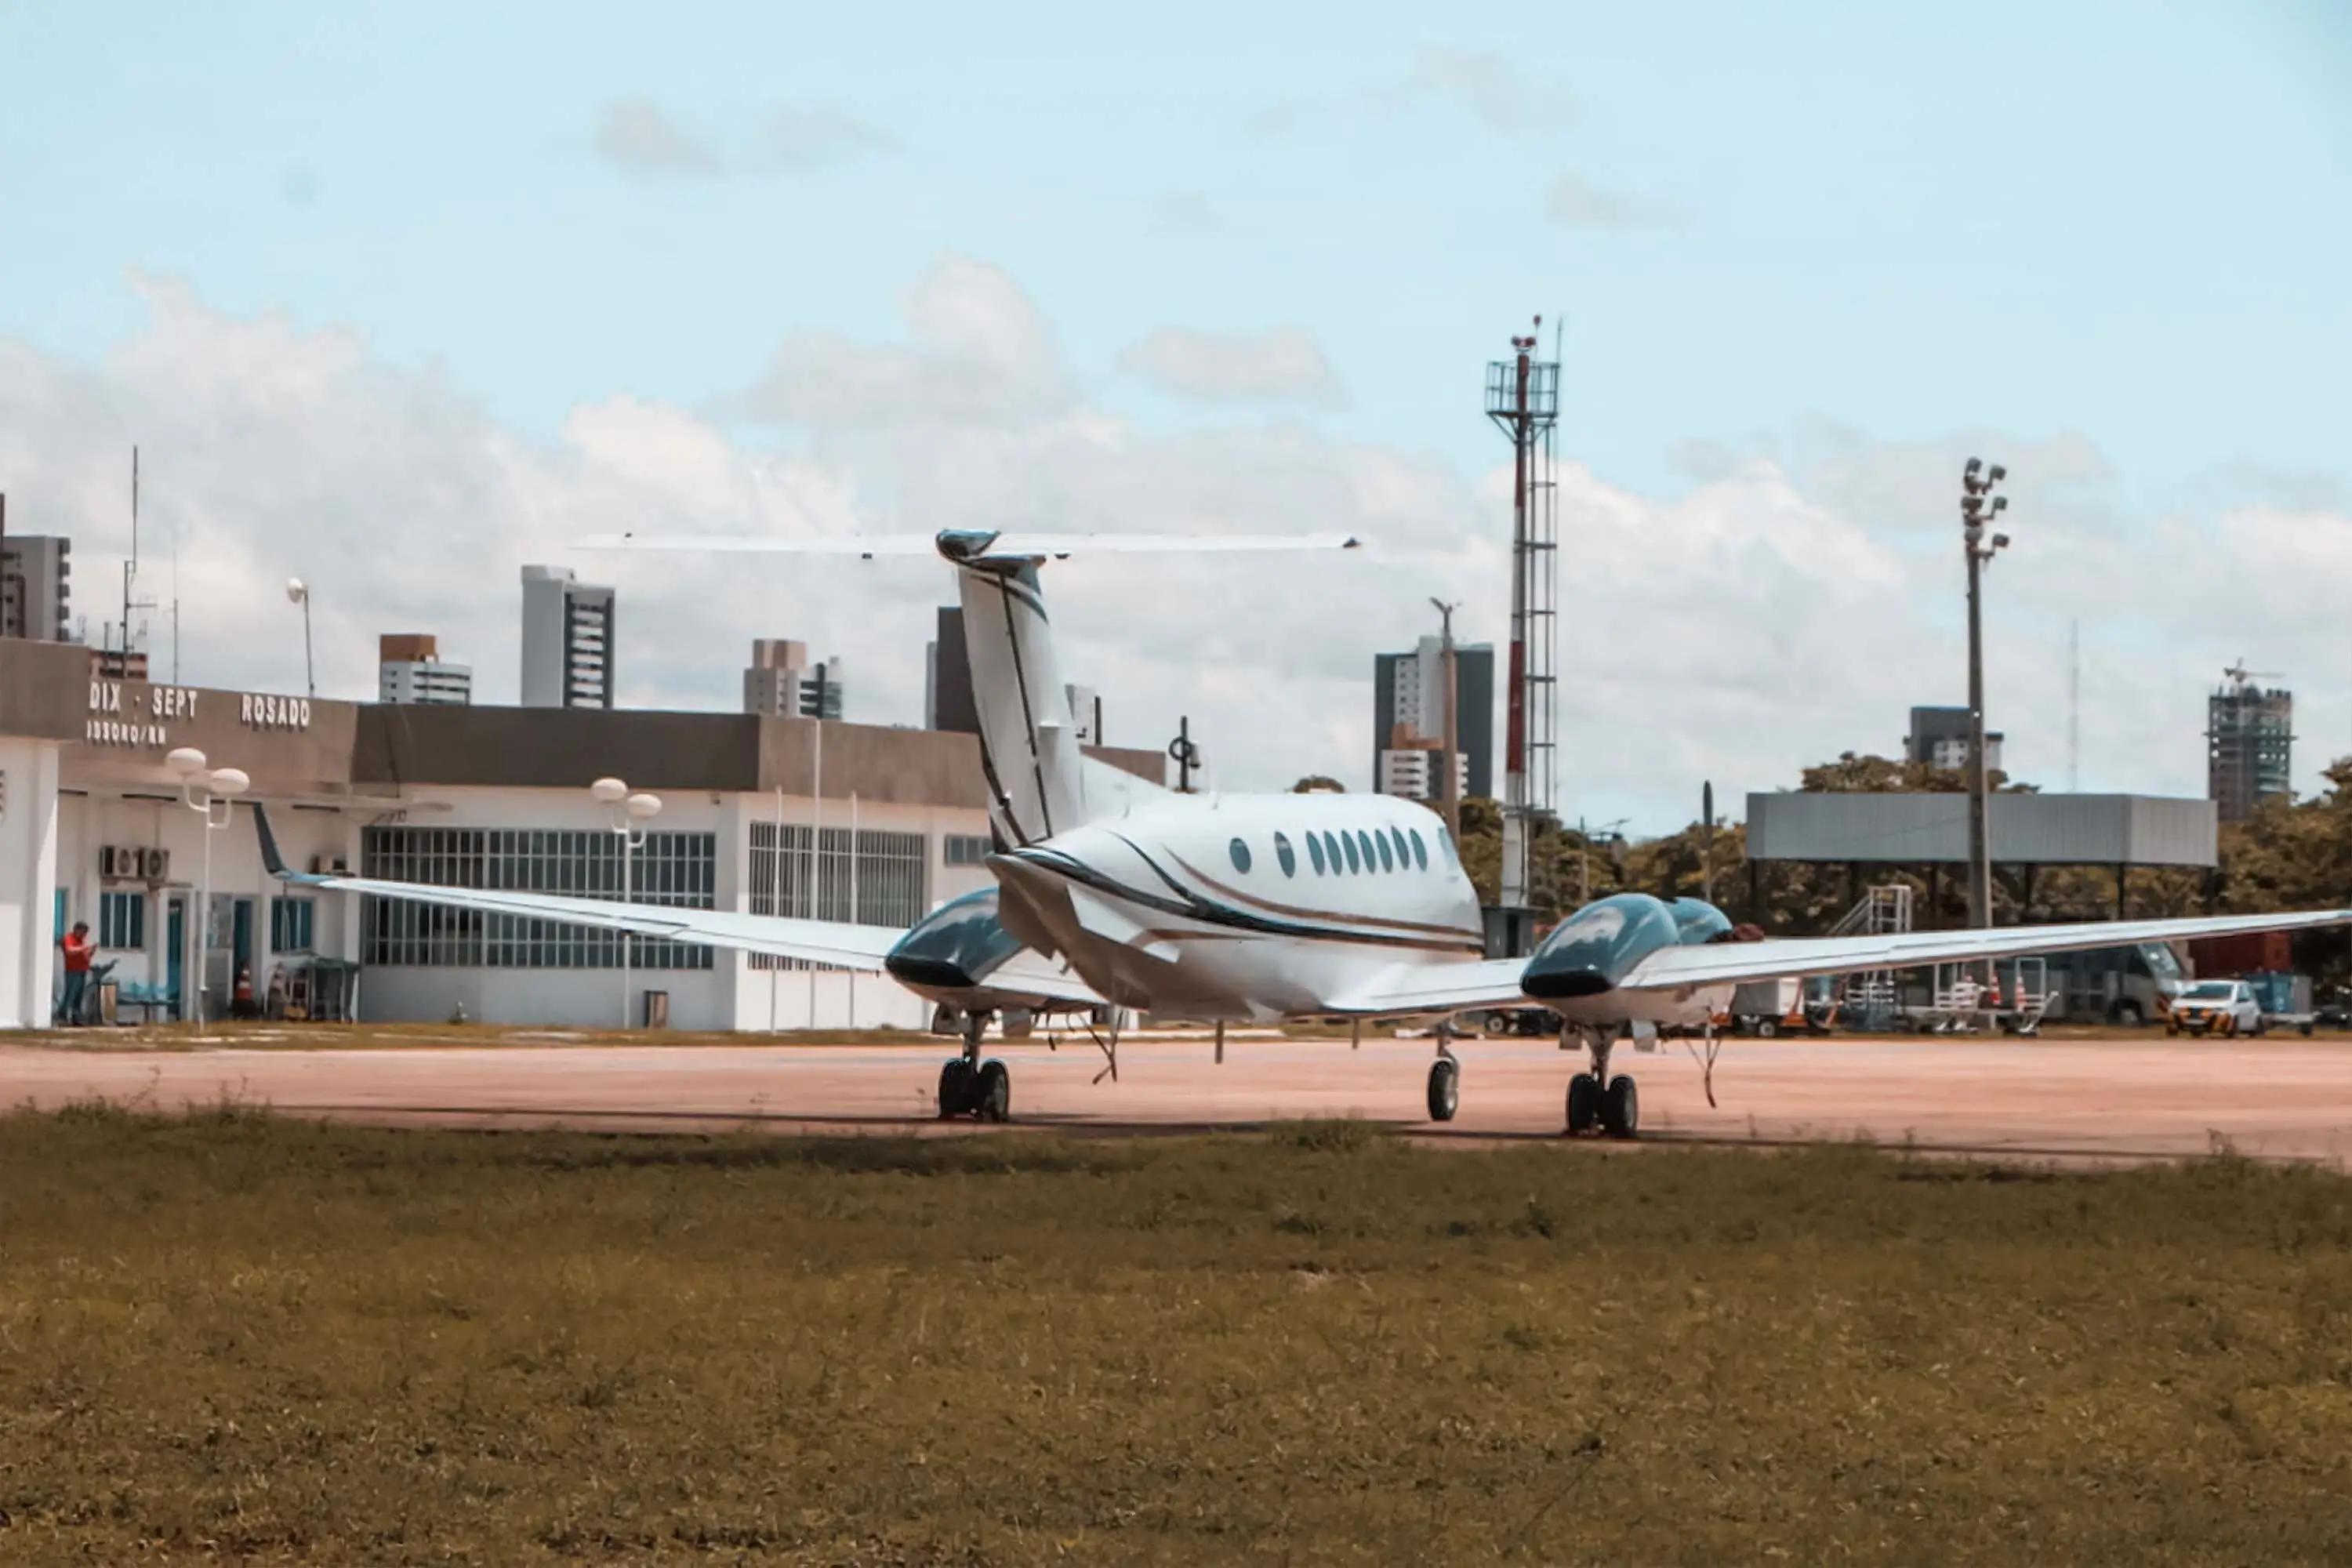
[0,639,1163,1032]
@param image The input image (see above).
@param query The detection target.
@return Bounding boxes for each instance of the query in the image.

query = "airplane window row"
[1230,826,1432,878]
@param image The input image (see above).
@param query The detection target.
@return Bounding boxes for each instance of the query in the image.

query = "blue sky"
[2,2,2348,826]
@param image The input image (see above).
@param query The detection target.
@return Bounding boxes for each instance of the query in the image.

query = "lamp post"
[1576,816,1628,906]
[285,579,314,701]
[1959,458,2013,950]
[167,747,249,1022]
[1428,597,1462,848]
[590,776,662,1028]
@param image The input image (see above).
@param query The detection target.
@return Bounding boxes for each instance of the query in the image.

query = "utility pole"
[1428,597,1461,846]
[1960,457,2013,941]
[1700,780,1715,907]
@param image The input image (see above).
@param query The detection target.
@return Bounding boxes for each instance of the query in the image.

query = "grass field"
[5,1109,2352,1563]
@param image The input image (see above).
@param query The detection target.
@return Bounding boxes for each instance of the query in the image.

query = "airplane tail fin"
[581,528,1361,844]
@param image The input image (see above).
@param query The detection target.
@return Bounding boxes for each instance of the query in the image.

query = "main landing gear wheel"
[1425,1056,1461,1122]
[1566,1072,1599,1134]
[1600,1075,1639,1139]
[937,1058,975,1119]
[975,1059,1011,1123]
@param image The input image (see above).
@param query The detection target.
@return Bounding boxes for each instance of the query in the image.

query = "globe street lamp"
[168,746,249,1022]
[591,777,662,1026]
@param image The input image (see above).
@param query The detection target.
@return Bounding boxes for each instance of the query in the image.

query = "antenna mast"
[2067,619,2079,793]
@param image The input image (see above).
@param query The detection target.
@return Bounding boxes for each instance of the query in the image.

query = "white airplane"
[256,528,2352,1135]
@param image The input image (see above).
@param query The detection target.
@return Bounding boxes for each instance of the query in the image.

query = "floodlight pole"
[1965,533,1990,936]
[1960,459,2012,969]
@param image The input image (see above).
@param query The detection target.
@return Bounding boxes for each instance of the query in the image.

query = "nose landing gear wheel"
[1600,1074,1639,1138]
[1425,1056,1460,1122]
[1566,1071,1599,1134]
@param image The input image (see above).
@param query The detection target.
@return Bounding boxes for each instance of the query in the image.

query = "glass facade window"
[748,822,927,971]
[362,826,717,970]
[98,890,145,951]
[1272,832,1296,877]
[270,895,316,953]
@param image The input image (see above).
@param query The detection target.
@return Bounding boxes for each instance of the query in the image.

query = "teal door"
[166,898,186,1022]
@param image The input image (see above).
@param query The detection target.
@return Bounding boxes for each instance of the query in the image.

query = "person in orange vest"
[58,922,95,1025]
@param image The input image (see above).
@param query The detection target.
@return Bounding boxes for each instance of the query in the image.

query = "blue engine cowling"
[1519,893,1733,1000]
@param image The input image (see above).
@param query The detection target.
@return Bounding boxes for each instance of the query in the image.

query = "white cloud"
[593,98,721,177]
[8,266,2347,831]
[1545,171,1675,230]
[758,104,898,170]
[1116,326,1343,406]
[591,98,895,179]
[1393,46,1570,135]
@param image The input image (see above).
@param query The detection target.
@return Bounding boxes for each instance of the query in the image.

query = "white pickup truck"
[2165,979,2265,1037]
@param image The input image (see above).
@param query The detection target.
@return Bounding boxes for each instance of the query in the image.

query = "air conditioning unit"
[98,844,143,880]
[309,855,349,875]
[141,847,171,883]
[97,845,122,878]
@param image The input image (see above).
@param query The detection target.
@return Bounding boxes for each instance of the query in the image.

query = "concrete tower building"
[2208,665,2292,823]
[519,564,614,710]
[378,633,474,706]
[0,533,71,642]
[742,639,844,720]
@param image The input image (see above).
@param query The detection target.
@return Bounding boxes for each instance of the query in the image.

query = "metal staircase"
[1830,884,1913,1029]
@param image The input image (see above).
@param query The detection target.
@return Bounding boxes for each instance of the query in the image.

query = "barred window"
[361,826,716,971]
[747,822,927,970]
[943,833,993,866]
[99,890,146,951]
[270,895,316,953]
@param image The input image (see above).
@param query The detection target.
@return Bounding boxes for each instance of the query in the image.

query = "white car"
[2165,979,2264,1037]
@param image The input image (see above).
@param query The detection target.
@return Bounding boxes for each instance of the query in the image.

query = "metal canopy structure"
[1746,793,2218,869]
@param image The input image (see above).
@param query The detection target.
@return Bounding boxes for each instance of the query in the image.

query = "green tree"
[1290,775,1345,793]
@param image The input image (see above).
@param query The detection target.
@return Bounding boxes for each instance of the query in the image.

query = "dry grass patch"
[4,1106,2352,1563]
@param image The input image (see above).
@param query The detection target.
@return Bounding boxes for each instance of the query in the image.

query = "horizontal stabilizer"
[580,529,1362,561]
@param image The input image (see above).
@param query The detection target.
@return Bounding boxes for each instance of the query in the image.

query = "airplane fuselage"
[989,791,1486,1021]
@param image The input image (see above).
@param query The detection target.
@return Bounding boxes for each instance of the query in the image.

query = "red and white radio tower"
[1484,321,1559,947]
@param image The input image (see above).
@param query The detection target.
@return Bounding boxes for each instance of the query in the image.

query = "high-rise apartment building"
[0,533,71,641]
[1372,637,1493,801]
[925,606,980,735]
[743,639,844,720]
[519,564,614,709]
[378,633,474,706]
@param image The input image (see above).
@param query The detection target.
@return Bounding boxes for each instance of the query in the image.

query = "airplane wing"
[252,807,1105,1006]
[1619,908,2352,992]
[1322,958,1537,1019]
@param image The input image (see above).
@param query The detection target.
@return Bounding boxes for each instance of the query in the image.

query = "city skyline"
[2,5,2346,831]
